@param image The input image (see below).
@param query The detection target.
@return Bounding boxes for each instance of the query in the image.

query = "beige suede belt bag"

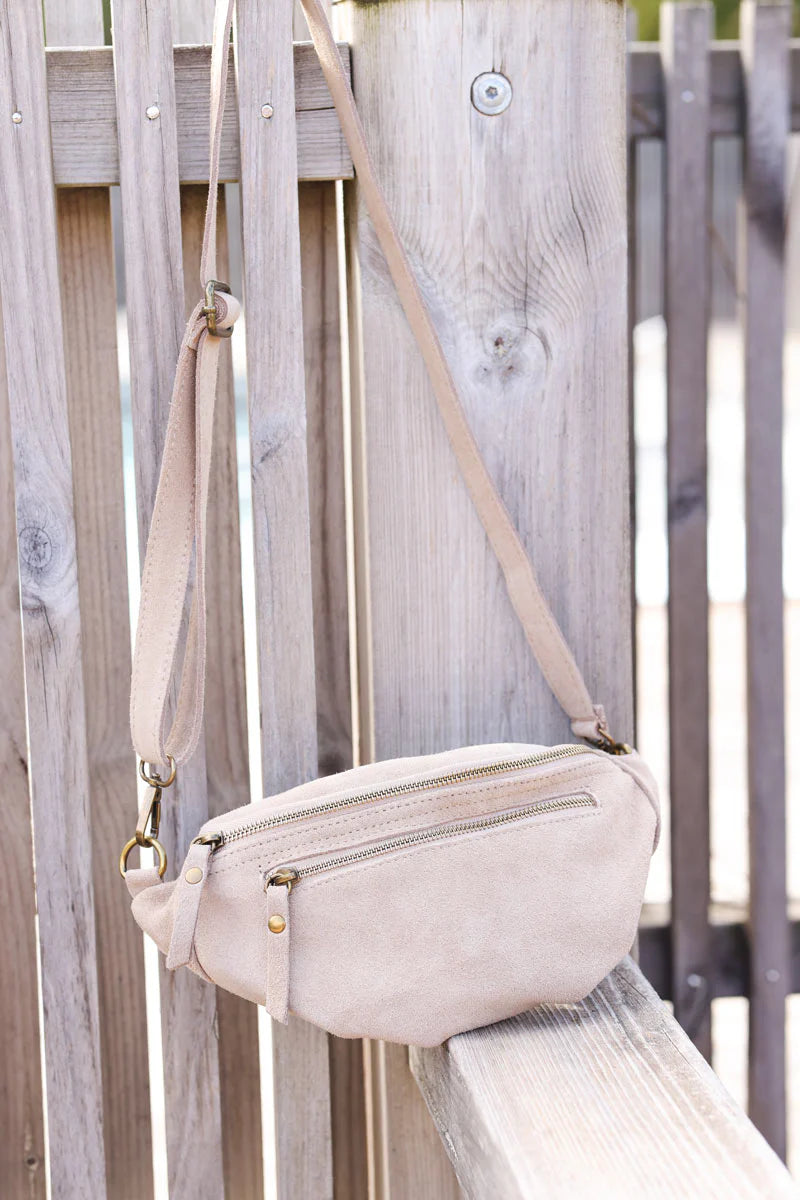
[120,0,659,1047]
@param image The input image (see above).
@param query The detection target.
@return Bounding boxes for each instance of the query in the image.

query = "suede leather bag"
[120,0,659,1047]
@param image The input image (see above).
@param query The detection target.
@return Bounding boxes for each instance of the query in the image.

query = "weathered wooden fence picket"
[0,0,796,1196]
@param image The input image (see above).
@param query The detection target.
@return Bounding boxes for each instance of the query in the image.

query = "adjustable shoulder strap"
[129,0,614,774]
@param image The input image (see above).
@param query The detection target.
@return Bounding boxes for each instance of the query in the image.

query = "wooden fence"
[0,0,796,1197]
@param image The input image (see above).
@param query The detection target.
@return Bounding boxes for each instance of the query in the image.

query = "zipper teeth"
[293,792,597,879]
[218,745,588,846]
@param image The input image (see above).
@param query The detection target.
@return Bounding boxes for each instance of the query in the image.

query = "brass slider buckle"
[119,756,176,879]
[203,279,234,338]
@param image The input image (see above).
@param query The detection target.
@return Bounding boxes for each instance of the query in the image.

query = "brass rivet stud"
[268,914,286,934]
[185,866,204,885]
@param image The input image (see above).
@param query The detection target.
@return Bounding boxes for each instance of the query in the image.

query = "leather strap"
[129,0,608,770]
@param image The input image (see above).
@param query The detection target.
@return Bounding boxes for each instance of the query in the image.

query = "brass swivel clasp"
[203,279,234,338]
[119,756,177,879]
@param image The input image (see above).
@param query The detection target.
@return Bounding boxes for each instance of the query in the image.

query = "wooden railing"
[0,0,795,1197]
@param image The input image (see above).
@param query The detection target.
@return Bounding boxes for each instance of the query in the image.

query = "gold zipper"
[200,744,591,851]
[266,791,597,889]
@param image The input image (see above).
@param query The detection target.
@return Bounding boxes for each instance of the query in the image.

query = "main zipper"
[198,744,591,850]
[266,791,597,888]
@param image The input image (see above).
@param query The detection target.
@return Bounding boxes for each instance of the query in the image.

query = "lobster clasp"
[203,279,236,338]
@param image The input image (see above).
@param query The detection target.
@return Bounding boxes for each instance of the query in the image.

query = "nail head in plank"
[0,0,106,1190]
[660,0,713,1059]
[739,0,791,1159]
[46,43,353,185]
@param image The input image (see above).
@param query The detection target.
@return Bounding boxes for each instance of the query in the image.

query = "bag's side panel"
[233,1,334,1196]
[0,0,106,1191]
[109,0,225,1193]
[341,0,631,1193]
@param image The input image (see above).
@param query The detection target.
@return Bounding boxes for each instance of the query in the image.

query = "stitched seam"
[209,761,612,877]
[295,805,600,897]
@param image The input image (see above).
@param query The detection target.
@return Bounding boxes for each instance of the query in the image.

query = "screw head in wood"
[261,103,274,119]
[471,72,512,117]
[146,104,160,120]
[686,973,704,990]
[11,111,22,124]
[268,914,286,934]
[185,866,204,885]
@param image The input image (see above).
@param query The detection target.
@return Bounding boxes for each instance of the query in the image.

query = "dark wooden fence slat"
[660,0,714,1059]
[0,0,106,1191]
[739,0,792,1160]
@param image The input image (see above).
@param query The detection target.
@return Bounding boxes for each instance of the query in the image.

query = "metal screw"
[686,972,704,989]
[146,104,160,120]
[765,968,781,983]
[681,89,695,104]
[261,103,274,120]
[11,111,22,124]
[471,72,513,117]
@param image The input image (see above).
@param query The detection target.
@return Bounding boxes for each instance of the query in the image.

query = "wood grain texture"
[58,187,155,1200]
[344,0,630,1191]
[410,958,797,1199]
[0,0,106,1193]
[181,183,265,1200]
[233,1,333,1196]
[739,0,791,1159]
[46,43,352,185]
[299,179,366,1199]
[45,3,155,1193]
[110,0,225,1193]
[660,1,713,1059]
[0,308,47,1200]
[168,1,262,1187]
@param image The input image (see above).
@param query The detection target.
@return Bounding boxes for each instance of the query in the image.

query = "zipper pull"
[264,868,298,1023]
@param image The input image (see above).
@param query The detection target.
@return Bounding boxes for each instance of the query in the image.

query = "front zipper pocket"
[264,790,598,889]
[200,744,593,852]
[260,789,598,1024]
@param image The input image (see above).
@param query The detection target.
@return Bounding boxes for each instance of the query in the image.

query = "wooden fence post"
[739,0,791,1158]
[342,0,631,1191]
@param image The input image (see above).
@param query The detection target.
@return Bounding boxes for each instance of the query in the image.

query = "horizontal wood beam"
[639,903,800,1001]
[411,958,796,1199]
[629,39,800,138]
[46,43,353,185]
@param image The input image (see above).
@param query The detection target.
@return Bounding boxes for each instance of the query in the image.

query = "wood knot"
[18,524,53,574]
[473,320,547,392]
